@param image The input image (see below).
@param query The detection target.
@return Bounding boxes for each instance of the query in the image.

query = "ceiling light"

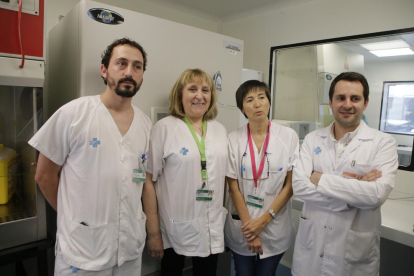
[370,48,414,57]
[360,39,410,51]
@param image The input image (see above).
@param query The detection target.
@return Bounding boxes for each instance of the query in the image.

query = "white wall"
[222,0,414,84]
[46,0,220,34]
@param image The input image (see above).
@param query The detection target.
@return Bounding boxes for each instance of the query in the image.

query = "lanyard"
[184,116,207,181]
[247,121,271,189]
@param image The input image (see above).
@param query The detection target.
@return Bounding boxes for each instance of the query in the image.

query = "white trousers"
[54,250,142,276]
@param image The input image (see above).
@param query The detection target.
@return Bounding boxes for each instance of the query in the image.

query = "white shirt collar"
[330,122,361,144]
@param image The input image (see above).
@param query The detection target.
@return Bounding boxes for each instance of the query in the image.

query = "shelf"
[0,196,35,224]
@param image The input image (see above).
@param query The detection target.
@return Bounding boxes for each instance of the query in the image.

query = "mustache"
[118,77,137,86]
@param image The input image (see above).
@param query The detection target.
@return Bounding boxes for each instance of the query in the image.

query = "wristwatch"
[268,208,276,219]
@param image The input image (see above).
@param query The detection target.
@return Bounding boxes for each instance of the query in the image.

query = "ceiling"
[168,0,280,17]
[337,33,414,63]
[151,0,313,19]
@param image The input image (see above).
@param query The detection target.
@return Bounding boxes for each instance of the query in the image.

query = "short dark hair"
[329,72,369,103]
[101,38,148,84]
[236,80,271,118]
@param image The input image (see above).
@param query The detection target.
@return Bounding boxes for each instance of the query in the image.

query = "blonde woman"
[143,69,228,276]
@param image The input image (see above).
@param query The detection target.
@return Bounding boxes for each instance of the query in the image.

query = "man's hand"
[147,233,164,259]
[242,217,268,242]
[247,236,263,254]
[310,171,322,186]
[360,169,382,182]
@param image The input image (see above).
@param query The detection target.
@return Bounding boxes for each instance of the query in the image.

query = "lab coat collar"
[316,120,374,140]
[318,121,375,168]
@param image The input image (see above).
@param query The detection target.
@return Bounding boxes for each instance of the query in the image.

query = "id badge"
[342,171,363,180]
[196,189,213,201]
[246,195,264,208]
[342,163,370,180]
[133,169,146,182]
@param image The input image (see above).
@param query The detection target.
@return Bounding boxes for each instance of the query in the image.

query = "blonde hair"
[168,68,218,121]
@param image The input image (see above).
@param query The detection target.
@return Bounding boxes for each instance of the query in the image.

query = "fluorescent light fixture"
[360,39,410,51]
[370,48,414,57]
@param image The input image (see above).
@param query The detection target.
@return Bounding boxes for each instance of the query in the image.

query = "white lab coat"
[146,116,228,257]
[224,123,298,259]
[29,96,151,271]
[291,121,398,276]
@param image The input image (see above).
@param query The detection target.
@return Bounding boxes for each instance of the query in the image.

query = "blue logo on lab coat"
[180,147,189,156]
[90,138,101,148]
[314,147,322,155]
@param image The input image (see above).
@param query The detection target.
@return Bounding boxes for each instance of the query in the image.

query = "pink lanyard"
[247,121,271,189]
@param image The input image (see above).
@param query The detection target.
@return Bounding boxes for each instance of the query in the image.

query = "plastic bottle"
[0,144,16,160]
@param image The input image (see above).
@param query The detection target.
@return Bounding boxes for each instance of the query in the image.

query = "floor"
[0,251,293,276]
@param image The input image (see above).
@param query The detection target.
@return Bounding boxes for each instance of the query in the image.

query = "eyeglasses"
[241,152,269,181]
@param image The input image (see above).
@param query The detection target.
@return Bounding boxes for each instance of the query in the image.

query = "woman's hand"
[242,217,268,242]
[247,236,263,254]
[147,233,164,259]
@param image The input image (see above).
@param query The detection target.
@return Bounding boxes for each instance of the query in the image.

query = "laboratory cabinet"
[0,85,46,251]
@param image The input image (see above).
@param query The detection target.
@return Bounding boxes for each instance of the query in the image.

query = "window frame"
[268,27,414,171]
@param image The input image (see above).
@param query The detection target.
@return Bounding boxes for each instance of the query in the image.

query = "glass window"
[380,82,414,135]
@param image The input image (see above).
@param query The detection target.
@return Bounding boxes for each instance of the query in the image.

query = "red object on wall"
[0,0,44,58]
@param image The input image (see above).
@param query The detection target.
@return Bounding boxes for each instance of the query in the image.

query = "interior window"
[380,82,414,135]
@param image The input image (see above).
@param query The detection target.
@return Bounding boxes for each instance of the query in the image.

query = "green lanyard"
[184,116,207,181]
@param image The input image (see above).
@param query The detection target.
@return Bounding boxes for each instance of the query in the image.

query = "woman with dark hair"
[224,80,299,275]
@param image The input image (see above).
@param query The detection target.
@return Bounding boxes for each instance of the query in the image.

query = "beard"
[107,72,142,98]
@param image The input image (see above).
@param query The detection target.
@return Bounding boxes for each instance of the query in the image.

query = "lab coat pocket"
[170,218,201,252]
[297,217,314,250]
[67,219,108,260]
[226,215,245,245]
[345,230,379,276]
[265,171,287,194]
